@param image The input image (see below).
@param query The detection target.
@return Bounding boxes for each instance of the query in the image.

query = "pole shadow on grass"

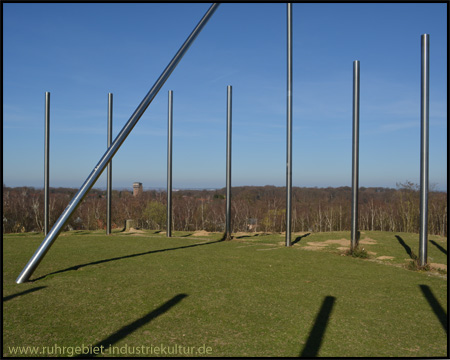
[3,286,46,302]
[299,296,336,357]
[419,285,447,333]
[292,233,311,245]
[82,294,188,357]
[395,235,417,260]
[430,240,447,255]
[31,239,224,282]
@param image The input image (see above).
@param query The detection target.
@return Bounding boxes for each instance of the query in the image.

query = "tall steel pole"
[44,92,50,236]
[167,90,173,238]
[351,60,360,252]
[226,85,232,240]
[106,93,113,235]
[419,34,429,267]
[16,3,220,284]
[286,3,293,247]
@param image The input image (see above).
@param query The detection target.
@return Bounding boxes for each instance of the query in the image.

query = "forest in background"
[2,183,447,237]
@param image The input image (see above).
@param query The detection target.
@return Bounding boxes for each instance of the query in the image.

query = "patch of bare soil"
[377,256,395,260]
[127,228,146,236]
[234,232,253,237]
[306,242,328,247]
[360,238,377,245]
[324,239,350,246]
[301,246,325,251]
[430,263,447,271]
[301,242,328,251]
[192,230,211,237]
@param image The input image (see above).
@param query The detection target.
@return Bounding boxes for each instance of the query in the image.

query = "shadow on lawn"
[31,239,224,282]
[82,294,188,357]
[3,286,46,302]
[395,235,418,260]
[419,285,447,334]
[430,240,447,255]
[292,233,311,245]
[299,296,336,357]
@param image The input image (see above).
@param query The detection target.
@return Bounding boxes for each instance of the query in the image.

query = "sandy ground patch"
[360,238,377,245]
[301,246,325,251]
[377,256,395,260]
[325,239,350,246]
[192,230,211,236]
[126,228,146,235]
[306,242,329,247]
[430,263,447,271]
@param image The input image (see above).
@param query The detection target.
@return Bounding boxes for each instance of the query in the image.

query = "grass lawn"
[3,230,447,357]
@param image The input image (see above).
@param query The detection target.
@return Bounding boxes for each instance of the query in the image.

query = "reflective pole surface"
[44,92,50,236]
[286,3,293,247]
[106,93,113,235]
[167,90,173,237]
[226,85,232,240]
[16,3,220,283]
[419,34,429,266]
[351,60,360,252]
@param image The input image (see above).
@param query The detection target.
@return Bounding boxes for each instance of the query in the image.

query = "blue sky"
[3,2,447,191]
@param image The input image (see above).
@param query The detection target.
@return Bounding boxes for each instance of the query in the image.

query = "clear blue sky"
[3,2,447,191]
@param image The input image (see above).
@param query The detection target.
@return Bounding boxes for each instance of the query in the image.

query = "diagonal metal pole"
[225,85,232,240]
[351,60,360,252]
[286,3,293,247]
[106,93,113,235]
[419,34,429,267]
[44,92,50,236]
[167,90,173,238]
[16,3,220,284]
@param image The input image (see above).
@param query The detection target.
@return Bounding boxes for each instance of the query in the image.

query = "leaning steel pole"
[351,60,360,252]
[44,92,50,236]
[225,85,232,240]
[16,3,220,284]
[106,93,113,235]
[286,3,293,247]
[419,34,430,267]
[167,90,173,238]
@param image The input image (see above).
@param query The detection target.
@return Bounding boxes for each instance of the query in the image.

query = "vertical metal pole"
[419,34,429,267]
[351,60,360,252]
[44,92,50,236]
[226,85,232,240]
[15,3,220,284]
[286,3,293,247]
[167,90,173,238]
[106,93,113,235]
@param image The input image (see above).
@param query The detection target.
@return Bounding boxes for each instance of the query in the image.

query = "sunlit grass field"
[3,230,447,357]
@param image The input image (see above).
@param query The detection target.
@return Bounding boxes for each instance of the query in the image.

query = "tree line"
[2,182,447,237]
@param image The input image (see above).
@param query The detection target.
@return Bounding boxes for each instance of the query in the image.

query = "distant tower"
[133,182,143,197]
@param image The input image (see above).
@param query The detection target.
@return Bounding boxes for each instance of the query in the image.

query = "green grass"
[3,230,447,357]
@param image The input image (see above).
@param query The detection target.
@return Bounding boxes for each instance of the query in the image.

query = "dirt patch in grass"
[325,239,350,246]
[192,230,211,237]
[360,238,378,245]
[430,263,447,271]
[377,256,395,260]
[301,246,325,251]
[127,228,146,236]
[306,242,328,247]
